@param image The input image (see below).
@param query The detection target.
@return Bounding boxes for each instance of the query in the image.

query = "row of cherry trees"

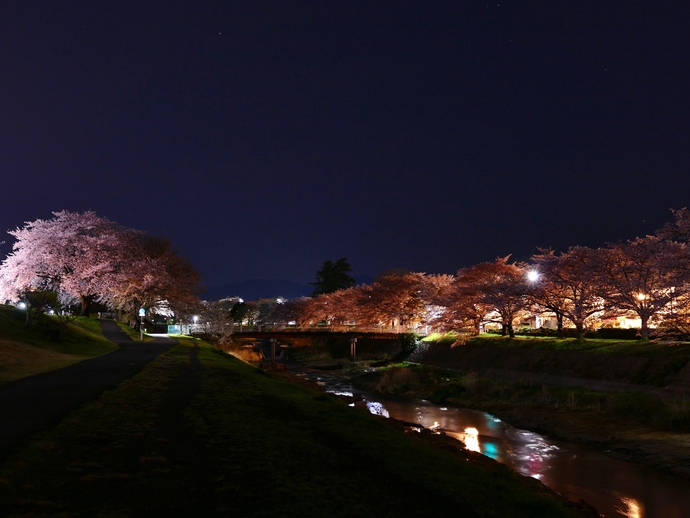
[10,208,688,340]
[212,209,690,340]
[0,211,201,321]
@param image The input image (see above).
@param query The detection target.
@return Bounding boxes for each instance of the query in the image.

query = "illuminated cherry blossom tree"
[417,273,455,331]
[656,207,690,242]
[102,235,202,318]
[597,236,690,340]
[357,273,433,332]
[321,286,366,328]
[0,211,201,320]
[434,277,490,334]
[274,296,315,329]
[529,247,605,339]
[298,287,360,329]
[455,257,528,337]
[0,211,128,314]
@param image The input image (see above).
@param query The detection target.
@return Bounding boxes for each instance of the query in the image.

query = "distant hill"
[202,275,374,302]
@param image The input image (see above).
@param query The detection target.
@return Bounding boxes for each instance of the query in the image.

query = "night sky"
[2,2,689,294]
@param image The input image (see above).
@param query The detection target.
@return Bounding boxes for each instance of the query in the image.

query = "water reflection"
[315,375,690,518]
[365,401,389,418]
[616,496,642,518]
[462,427,480,453]
[443,427,481,454]
[505,429,560,480]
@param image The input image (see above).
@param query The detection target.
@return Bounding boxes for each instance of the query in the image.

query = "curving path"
[0,320,176,461]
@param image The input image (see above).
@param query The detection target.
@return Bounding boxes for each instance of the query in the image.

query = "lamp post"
[526,271,540,330]
[139,307,146,341]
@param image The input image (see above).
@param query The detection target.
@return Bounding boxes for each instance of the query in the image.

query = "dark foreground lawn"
[0,340,587,517]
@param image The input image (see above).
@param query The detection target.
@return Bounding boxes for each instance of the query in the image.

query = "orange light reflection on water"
[445,427,481,453]
[617,496,643,518]
[463,427,480,453]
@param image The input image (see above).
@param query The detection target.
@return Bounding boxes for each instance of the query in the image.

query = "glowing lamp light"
[17,302,27,310]
[526,270,540,282]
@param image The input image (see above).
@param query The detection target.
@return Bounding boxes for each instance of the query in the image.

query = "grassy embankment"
[464,332,690,357]
[0,337,591,517]
[0,305,117,385]
[419,334,690,430]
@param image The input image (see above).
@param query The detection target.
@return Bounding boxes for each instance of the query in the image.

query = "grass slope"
[0,339,585,517]
[466,334,690,358]
[0,305,116,384]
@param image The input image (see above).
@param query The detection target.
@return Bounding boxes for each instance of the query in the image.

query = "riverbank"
[349,363,690,481]
[0,339,591,517]
[225,332,690,479]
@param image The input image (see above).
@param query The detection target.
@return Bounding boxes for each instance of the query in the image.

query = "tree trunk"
[576,323,585,341]
[556,313,564,339]
[507,322,515,338]
[79,295,94,316]
[640,314,650,341]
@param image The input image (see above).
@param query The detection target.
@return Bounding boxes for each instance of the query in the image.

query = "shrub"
[462,371,480,393]
[429,383,466,404]
[375,366,418,394]
[605,392,684,428]
[596,328,639,340]
[399,333,419,354]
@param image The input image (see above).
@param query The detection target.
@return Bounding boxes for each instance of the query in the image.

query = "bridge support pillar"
[350,337,357,362]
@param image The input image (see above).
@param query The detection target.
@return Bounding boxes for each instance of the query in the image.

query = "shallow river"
[307,373,690,518]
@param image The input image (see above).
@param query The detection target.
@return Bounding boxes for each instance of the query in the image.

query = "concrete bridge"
[231,331,407,364]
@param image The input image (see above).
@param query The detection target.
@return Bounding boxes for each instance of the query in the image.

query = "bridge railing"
[231,324,429,335]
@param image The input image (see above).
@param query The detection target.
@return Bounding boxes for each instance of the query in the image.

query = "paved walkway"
[0,320,176,461]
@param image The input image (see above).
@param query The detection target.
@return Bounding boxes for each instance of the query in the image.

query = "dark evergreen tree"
[310,257,355,296]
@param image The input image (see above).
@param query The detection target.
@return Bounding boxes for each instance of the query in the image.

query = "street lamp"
[139,307,146,341]
[526,270,540,283]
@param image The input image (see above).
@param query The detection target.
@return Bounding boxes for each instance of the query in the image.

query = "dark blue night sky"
[2,2,689,293]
